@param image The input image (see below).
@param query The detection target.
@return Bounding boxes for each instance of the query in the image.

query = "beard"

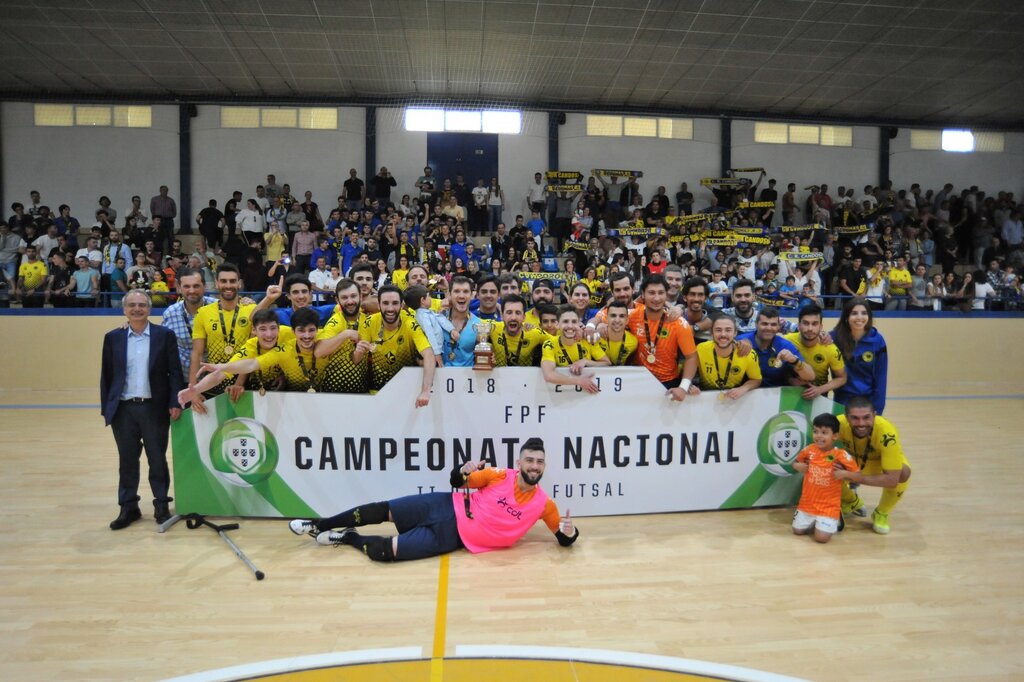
[520,468,543,486]
[343,302,360,318]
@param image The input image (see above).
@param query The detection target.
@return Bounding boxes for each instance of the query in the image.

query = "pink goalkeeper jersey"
[453,469,549,553]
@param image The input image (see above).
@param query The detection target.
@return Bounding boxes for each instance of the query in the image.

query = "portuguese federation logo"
[208,418,279,486]
[756,411,808,477]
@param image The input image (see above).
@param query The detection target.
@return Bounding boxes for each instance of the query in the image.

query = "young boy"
[403,285,458,366]
[791,413,860,543]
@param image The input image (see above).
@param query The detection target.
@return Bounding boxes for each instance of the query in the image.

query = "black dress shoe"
[154,502,172,524]
[110,506,142,530]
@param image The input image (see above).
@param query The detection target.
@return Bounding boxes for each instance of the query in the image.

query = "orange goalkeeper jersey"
[796,445,859,519]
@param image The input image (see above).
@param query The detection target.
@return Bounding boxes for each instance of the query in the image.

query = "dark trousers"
[111,400,171,507]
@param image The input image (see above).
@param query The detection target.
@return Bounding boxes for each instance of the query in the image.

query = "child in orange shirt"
[791,413,860,543]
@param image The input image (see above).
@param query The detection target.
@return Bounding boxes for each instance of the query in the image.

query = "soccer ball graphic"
[756,411,808,477]
[207,418,279,486]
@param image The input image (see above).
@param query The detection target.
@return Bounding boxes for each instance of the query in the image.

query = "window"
[113,106,152,128]
[221,107,260,128]
[482,110,521,134]
[586,115,692,139]
[404,108,522,134]
[299,107,338,130]
[34,104,73,127]
[755,122,853,147]
[33,103,153,128]
[261,108,298,128]
[910,129,1004,153]
[941,129,974,153]
[754,122,788,144]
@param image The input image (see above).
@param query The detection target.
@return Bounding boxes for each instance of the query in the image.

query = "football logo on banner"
[208,418,280,486]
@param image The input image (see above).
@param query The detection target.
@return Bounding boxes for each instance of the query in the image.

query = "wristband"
[681,378,692,391]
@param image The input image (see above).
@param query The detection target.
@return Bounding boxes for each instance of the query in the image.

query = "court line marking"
[431,553,451,681]
[160,646,424,682]
[453,645,810,682]
[3,393,1021,411]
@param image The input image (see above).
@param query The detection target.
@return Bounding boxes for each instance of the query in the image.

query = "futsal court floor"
[0,389,1021,681]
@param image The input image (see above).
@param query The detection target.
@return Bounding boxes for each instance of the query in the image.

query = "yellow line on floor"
[430,553,451,682]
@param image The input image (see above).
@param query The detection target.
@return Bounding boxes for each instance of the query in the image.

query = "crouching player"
[791,413,860,543]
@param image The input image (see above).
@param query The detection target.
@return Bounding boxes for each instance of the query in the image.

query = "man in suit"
[101,289,185,530]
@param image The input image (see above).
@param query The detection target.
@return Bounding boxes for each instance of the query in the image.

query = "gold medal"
[448,351,456,361]
[646,353,656,364]
[259,387,266,396]
[223,345,234,356]
[307,387,316,393]
[769,357,782,368]
[368,343,378,353]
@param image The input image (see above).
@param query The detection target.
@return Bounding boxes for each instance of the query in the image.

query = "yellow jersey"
[226,335,285,391]
[887,267,913,297]
[695,341,761,390]
[836,414,910,474]
[315,310,370,393]
[250,338,321,391]
[488,323,546,367]
[596,331,639,366]
[358,313,432,391]
[400,298,442,325]
[784,332,845,386]
[192,301,257,364]
[19,260,48,289]
[540,337,605,367]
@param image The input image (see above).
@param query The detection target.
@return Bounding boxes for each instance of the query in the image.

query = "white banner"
[172,369,840,518]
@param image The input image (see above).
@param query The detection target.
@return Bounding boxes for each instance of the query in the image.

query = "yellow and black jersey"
[315,310,370,393]
[359,314,432,391]
[227,335,284,391]
[192,301,257,364]
[540,337,605,367]
[596,331,639,366]
[489,323,546,367]
[784,332,845,386]
[695,341,761,390]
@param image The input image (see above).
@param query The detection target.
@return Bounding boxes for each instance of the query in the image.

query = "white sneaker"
[289,519,318,537]
[316,528,354,546]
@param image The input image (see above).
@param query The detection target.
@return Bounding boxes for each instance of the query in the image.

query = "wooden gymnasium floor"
[0,389,1022,682]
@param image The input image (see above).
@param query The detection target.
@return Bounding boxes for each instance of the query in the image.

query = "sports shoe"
[289,519,318,537]
[316,528,354,546]
[841,496,866,517]
[871,509,890,535]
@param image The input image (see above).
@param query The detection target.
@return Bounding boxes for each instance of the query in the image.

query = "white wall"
[498,110,548,221]
[889,130,1024,198]
[190,105,364,220]
[376,108,548,224]
[559,114,721,211]
[732,120,879,214]
[1,101,179,224]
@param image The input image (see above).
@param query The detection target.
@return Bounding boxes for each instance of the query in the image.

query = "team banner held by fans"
[546,170,583,193]
[779,251,825,262]
[592,168,643,178]
[172,368,841,518]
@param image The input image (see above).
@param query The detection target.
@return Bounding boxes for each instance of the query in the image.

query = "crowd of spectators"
[1,168,1021,313]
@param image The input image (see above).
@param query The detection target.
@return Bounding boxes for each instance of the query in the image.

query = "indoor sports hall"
[1,3,1022,681]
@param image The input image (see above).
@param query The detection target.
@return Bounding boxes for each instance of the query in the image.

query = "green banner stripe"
[719,387,809,509]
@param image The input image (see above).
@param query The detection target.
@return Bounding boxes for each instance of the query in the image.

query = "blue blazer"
[100,323,185,426]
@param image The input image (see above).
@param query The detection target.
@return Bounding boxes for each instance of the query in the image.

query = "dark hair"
[251,308,278,326]
[640,273,668,293]
[520,437,545,454]
[607,300,629,314]
[844,395,875,412]
[497,273,518,290]
[731,278,755,293]
[451,275,474,290]
[756,306,781,322]
[797,303,823,321]
[285,274,311,292]
[682,276,709,297]
[557,304,579,319]
[377,284,402,303]
[609,271,633,288]
[537,303,559,318]
[501,293,525,311]
[348,262,374,279]
[477,274,499,291]
[216,262,240,277]
[812,413,841,433]
[835,297,873,360]
[290,307,319,329]
[176,267,202,282]
[403,284,429,308]
[335,277,358,296]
